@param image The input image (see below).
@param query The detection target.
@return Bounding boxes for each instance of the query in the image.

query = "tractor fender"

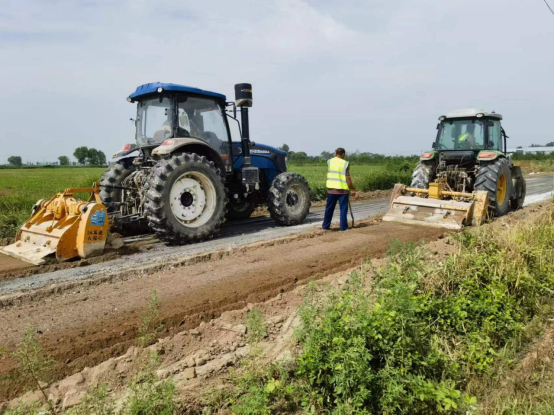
[477,150,504,162]
[420,150,438,161]
[152,137,227,172]
[112,143,139,159]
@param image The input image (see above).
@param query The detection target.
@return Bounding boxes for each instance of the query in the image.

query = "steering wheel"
[438,143,448,150]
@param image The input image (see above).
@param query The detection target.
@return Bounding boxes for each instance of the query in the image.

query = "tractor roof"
[442,109,502,120]
[129,82,226,101]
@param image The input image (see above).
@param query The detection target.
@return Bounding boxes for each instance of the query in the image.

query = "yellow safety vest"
[459,132,470,142]
[326,157,349,190]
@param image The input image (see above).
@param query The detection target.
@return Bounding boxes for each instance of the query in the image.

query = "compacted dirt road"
[0,220,444,401]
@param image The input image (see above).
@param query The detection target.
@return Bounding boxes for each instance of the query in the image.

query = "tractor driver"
[458,123,477,149]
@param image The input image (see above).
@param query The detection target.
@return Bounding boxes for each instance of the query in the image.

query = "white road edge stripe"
[523,191,554,206]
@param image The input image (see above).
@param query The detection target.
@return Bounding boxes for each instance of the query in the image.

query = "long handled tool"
[348,191,355,228]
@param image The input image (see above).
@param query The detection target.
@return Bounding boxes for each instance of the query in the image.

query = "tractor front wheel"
[144,153,228,244]
[410,160,436,190]
[268,173,311,226]
[475,158,513,217]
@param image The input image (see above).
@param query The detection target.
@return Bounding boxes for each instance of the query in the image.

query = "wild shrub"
[137,290,163,348]
[294,206,554,414]
[72,384,115,415]
[125,353,176,415]
[11,325,55,414]
[245,309,267,343]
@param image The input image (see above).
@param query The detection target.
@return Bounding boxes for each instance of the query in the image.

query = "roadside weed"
[137,290,163,348]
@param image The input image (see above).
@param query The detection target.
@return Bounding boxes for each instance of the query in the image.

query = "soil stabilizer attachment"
[382,180,489,230]
[0,184,110,265]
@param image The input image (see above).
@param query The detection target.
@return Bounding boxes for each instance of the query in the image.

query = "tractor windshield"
[437,119,486,151]
[136,97,173,147]
[176,96,229,153]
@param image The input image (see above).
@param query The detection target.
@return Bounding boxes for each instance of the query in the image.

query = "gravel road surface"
[0,175,552,295]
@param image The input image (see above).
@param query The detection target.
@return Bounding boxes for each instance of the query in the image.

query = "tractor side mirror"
[431,142,436,149]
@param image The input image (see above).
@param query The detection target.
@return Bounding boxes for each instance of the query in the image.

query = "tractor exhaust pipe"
[235,83,253,166]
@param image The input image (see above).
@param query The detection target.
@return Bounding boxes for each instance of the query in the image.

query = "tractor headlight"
[126,96,132,102]
[157,87,163,93]
[438,116,446,121]
[476,113,484,118]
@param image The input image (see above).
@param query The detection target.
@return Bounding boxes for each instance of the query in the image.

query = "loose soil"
[0,220,444,402]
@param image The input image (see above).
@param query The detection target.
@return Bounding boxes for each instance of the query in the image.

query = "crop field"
[0,167,105,238]
[0,157,547,239]
[288,163,414,200]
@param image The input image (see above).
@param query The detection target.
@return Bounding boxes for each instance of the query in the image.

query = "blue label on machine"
[90,210,106,226]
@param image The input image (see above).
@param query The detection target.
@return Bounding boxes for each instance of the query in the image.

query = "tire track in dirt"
[0,221,444,402]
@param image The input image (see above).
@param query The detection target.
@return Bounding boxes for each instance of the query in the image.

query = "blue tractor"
[99,82,311,243]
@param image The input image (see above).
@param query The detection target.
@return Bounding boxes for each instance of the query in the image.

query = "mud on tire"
[268,172,311,226]
[410,161,436,189]
[144,153,228,244]
[99,157,136,212]
[475,157,512,217]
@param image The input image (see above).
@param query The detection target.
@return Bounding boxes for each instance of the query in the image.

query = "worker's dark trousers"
[322,193,349,231]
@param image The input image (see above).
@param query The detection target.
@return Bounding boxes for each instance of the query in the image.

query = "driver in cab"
[458,124,477,149]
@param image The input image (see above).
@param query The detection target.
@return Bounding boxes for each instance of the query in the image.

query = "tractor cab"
[126,83,231,157]
[434,109,505,152]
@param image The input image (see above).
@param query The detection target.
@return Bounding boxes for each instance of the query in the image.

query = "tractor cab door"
[487,119,504,152]
[176,96,230,155]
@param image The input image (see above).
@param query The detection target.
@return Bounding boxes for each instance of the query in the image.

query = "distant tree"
[7,156,22,166]
[546,141,554,147]
[530,144,543,147]
[279,144,290,152]
[58,156,70,166]
[87,148,100,165]
[288,151,308,164]
[320,151,333,160]
[97,150,107,166]
[85,148,107,166]
[74,146,89,165]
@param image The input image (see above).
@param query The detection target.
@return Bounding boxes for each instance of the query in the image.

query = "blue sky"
[1,0,554,163]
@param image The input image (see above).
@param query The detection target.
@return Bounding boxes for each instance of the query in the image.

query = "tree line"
[278,143,418,166]
[6,147,107,167]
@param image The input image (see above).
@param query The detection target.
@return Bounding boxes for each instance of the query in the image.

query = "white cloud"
[1,0,554,162]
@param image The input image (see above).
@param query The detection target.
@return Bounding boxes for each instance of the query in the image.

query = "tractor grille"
[241,167,260,185]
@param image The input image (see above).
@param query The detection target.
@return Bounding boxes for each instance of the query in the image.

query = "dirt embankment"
[0,219,445,403]
[1,201,551,413]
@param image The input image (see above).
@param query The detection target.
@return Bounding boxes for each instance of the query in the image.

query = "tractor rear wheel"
[226,199,256,220]
[268,172,311,226]
[410,161,435,189]
[144,153,227,244]
[511,177,526,210]
[475,158,513,217]
[99,157,136,212]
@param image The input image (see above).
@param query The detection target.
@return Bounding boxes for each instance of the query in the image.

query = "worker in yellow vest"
[322,148,356,231]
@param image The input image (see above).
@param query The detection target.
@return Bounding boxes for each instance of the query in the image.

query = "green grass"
[216,202,554,414]
[288,163,414,200]
[0,167,105,239]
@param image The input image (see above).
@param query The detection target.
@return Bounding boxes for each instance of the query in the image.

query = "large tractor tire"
[226,199,256,220]
[144,153,228,244]
[99,157,136,211]
[268,172,311,226]
[410,160,436,189]
[475,158,513,217]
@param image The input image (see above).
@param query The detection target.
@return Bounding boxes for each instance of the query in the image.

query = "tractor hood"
[129,82,226,101]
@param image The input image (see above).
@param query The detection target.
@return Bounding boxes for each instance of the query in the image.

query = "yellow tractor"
[383,109,526,229]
